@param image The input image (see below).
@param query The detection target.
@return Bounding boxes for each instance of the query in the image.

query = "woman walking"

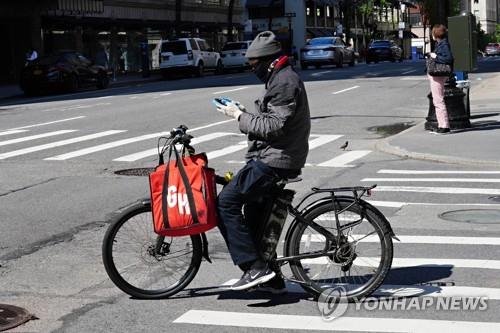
[427,24,454,134]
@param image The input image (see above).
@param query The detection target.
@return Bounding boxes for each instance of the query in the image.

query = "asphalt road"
[1,58,500,332]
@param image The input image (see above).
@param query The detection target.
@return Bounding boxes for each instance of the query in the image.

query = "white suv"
[159,38,222,77]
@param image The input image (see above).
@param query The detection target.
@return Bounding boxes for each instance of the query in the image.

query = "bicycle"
[102,125,397,301]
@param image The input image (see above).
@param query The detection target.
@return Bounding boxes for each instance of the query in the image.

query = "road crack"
[0,177,58,197]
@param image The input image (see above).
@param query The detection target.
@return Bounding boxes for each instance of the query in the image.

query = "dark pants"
[217,159,297,266]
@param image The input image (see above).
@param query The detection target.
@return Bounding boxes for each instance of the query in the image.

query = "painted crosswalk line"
[3,116,85,131]
[308,134,343,150]
[303,257,500,269]
[0,129,29,137]
[206,140,247,160]
[378,169,500,175]
[174,310,500,332]
[0,130,125,160]
[367,200,500,208]
[113,132,235,162]
[45,131,172,160]
[0,130,77,147]
[317,150,371,167]
[363,178,500,183]
[220,278,500,300]
[373,186,500,195]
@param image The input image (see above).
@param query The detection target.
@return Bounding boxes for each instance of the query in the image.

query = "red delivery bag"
[149,148,218,237]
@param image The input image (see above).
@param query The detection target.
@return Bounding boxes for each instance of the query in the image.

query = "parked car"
[300,37,355,70]
[20,51,109,95]
[220,41,252,72]
[159,38,223,77]
[485,43,500,56]
[366,40,403,63]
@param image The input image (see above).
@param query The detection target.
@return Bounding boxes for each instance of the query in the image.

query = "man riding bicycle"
[215,31,311,292]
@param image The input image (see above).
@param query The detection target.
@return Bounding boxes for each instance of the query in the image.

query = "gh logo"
[167,185,191,215]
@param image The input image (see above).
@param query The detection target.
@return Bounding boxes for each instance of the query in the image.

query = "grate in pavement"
[114,168,155,177]
[439,209,500,224]
[0,304,36,331]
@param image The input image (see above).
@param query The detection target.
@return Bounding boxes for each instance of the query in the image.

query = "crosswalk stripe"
[113,132,235,162]
[303,257,500,269]
[45,131,172,160]
[206,140,247,160]
[0,130,77,147]
[317,150,371,167]
[221,278,500,299]
[374,186,500,195]
[378,169,500,175]
[302,234,500,245]
[5,116,85,131]
[0,130,125,160]
[308,134,343,150]
[0,129,29,137]
[174,310,500,332]
[367,200,500,208]
[363,178,500,183]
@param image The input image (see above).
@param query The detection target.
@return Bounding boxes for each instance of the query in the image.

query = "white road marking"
[363,178,500,183]
[401,77,427,81]
[41,102,111,112]
[373,186,500,195]
[4,116,85,131]
[303,257,500,269]
[0,130,77,147]
[367,200,500,208]
[0,129,29,136]
[0,130,125,160]
[174,310,500,332]
[311,70,333,77]
[187,119,235,132]
[113,132,234,162]
[332,85,360,94]
[378,169,500,174]
[212,86,249,94]
[206,140,247,160]
[302,234,500,245]
[401,69,417,74]
[308,134,343,150]
[45,131,173,160]
[317,150,371,167]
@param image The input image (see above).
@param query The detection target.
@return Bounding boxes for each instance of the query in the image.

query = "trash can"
[425,77,471,130]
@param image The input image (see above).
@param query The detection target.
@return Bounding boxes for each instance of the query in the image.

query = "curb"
[375,121,500,167]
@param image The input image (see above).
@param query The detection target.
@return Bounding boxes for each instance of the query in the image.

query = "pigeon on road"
[340,141,348,151]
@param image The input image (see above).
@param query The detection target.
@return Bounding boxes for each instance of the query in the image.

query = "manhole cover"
[439,209,500,224]
[0,304,35,331]
[115,168,155,177]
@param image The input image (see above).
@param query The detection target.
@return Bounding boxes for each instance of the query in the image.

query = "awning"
[245,0,284,8]
[57,0,104,14]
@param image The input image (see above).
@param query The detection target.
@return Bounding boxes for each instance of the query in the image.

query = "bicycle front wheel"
[286,199,393,301]
[102,202,202,299]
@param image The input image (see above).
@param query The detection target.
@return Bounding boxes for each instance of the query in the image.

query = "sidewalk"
[377,73,500,167]
[0,71,162,100]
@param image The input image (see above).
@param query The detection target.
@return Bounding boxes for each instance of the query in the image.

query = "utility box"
[448,13,478,72]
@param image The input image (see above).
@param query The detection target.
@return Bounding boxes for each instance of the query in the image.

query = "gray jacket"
[239,63,311,170]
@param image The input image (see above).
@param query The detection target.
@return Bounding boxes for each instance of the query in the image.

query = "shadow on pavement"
[383,265,453,286]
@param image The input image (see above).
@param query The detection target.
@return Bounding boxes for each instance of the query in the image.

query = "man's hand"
[430,52,437,59]
[216,101,246,120]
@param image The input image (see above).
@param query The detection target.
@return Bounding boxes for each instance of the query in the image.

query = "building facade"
[471,0,499,34]
[0,0,244,83]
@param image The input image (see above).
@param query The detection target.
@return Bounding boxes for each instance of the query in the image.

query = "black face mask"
[252,60,271,83]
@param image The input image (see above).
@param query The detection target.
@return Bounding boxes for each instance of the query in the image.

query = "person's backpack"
[149,145,217,236]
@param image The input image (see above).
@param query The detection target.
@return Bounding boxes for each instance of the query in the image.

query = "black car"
[366,40,403,63]
[20,51,109,95]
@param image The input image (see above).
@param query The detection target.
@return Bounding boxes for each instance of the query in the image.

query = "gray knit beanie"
[246,31,282,59]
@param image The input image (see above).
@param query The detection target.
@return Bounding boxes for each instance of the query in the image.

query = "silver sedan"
[300,37,355,70]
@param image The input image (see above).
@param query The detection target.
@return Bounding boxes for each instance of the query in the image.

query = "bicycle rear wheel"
[102,202,202,299]
[285,199,393,301]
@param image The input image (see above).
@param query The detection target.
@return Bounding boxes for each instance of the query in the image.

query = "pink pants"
[428,74,450,128]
